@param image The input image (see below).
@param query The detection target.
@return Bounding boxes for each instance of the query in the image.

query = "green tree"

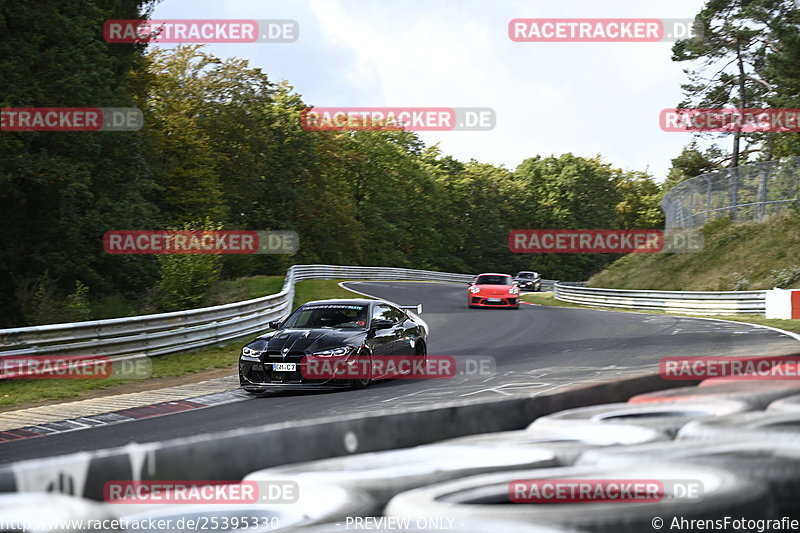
[513,154,629,280]
[614,171,665,229]
[672,0,762,167]
[156,220,223,311]
[764,2,800,157]
[0,0,161,327]
[64,281,92,322]
[672,0,800,165]
[142,46,227,223]
[663,142,724,191]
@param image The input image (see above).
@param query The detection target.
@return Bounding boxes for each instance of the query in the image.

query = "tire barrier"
[767,394,800,412]
[628,381,800,409]
[0,373,688,500]
[0,492,118,532]
[527,399,752,436]
[431,423,668,464]
[243,445,558,507]
[384,464,772,533]
[577,440,800,518]
[116,485,376,532]
[678,410,800,443]
[7,366,800,530]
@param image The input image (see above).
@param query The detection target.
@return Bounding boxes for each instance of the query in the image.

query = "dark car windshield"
[516,272,538,279]
[281,304,368,329]
[475,275,512,285]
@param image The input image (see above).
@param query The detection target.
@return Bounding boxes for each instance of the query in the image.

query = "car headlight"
[509,286,520,294]
[469,286,481,294]
[312,346,355,357]
[241,346,260,358]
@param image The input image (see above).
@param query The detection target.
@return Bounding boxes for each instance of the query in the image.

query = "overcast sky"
[150,0,708,181]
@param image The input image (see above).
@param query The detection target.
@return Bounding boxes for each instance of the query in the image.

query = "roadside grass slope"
[588,211,800,291]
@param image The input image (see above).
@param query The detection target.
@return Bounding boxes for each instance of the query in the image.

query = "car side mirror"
[268,320,281,329]
[372,319,394,330]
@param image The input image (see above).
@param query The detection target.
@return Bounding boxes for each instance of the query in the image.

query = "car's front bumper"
[240,381,348,393]
[469,296,518,307]
[239,356,357,391]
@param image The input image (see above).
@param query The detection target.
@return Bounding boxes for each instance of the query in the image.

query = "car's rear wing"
[399,304,423,314]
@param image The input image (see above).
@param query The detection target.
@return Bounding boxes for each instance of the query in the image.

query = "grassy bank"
[588,211,800,291]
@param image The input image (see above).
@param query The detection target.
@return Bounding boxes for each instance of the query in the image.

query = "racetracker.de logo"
[509,479,663,503]
[104,480,297,504]
[299,355,495,380]
[661,356,800,380]
[508,479,703,503]
[103,19,298,43]
[508,18,698,42]
[509,229,703,254]
[103,230,299,254]
[1,108,143,132]
[301,355,458,380]
[510,230,659,253]
[103,480,299,504]
[0,356,151,380]
[660,108,800,132]
[300,107,495,132]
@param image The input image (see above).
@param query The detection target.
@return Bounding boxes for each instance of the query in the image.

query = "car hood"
[249,328,365,354]
[474,284,515,291]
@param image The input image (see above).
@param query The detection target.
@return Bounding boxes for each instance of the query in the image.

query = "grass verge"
[205,275,284,306]
[1,279,365,411]
[292,279,372,307]
[588,212,800,291]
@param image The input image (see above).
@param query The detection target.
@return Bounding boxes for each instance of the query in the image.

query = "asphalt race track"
[1,281,798,464]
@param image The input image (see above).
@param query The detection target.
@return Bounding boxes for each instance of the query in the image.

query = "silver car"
[513,271,541,291]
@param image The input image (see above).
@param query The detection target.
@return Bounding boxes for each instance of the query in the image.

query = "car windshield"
[516,272,538,279]
[281,304,368,329]
[475,275,512,285]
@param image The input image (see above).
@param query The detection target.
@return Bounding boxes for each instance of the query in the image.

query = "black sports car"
[513,271,542,292]
[239,299,428,392]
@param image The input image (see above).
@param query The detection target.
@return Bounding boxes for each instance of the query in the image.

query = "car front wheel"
[350,348,372,389]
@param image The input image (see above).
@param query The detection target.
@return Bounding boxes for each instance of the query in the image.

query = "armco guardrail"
[0,265,479,359]
[554,282,765,315]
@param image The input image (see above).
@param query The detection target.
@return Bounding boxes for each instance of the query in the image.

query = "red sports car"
[467,273,520,309]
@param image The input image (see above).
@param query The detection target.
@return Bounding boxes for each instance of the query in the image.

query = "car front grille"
[473,297,511,305]
[247,368,268,382]
[256,350,330,384]
[261,350,306,363]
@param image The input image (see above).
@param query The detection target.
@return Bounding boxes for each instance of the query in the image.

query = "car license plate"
[487,298,502,302]
[272,363,296,371]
